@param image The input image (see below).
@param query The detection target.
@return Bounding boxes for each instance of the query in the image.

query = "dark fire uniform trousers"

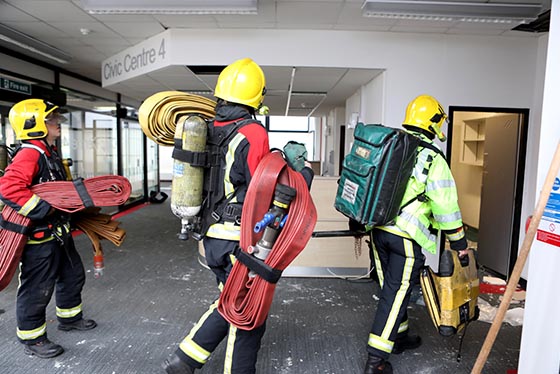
[367,228,425,359]
[176,237,266,374]
[17,233,85,344]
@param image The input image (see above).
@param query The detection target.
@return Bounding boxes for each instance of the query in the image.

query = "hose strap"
[233,246,283,284]
[0,217,32,235]
[72,178,95,208]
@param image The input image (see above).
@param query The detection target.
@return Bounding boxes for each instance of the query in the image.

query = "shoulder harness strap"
[398,141,446,212]
[21,143,45,154]
[193,118,261,240]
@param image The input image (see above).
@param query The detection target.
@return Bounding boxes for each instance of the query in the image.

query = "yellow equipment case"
[420,249,480,336]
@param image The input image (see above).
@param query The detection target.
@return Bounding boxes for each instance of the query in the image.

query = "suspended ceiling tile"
[261,66,297,90]
[87,14,157,23]
[7,0,94,22]
[0,2,38,22]
[153,15,218,28]
[292,67,348,92]
[215,1,276,25]
[2,21,69,40]
[276,2,343,25]
[336,2,398,27]
[48,21,121,38]
[287,107,314,117]
[103,21,166,38]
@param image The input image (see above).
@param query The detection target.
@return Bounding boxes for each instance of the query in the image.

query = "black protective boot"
[162,354,195,374]
[58,318,97,331]
[392,334,422,354]
[364,355,393,374]
[24,339,64,358]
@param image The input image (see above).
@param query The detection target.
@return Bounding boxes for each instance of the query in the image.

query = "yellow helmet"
[9,99,59,140]
[403,95,447,141]
[214,58,266,109]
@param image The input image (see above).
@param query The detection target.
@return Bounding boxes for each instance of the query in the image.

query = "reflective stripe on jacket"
[378,133,464,254]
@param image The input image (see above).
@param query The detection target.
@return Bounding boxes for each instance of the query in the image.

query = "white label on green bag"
[342,179,359,204]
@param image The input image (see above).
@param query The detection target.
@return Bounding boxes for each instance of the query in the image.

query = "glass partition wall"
[0,84,158,210]
[120,119,145,203]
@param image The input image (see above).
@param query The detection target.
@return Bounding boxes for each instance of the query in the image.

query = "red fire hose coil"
[0,175,131,291]
[218,152,317,330]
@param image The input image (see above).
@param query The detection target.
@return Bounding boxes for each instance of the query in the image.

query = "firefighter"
[360,95,469,374]
[0,99,96,359]
[163,58,270,374]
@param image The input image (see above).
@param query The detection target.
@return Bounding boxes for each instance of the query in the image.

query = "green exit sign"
[1,77,31,95]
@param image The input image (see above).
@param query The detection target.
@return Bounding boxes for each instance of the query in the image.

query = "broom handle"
[471,141,560,374]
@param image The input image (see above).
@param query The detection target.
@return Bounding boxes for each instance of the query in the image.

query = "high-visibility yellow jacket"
[378,131,466,254]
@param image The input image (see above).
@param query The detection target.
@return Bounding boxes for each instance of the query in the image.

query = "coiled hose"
[0,175,131,291]
[138,91,216,146]
[218,152,317,330]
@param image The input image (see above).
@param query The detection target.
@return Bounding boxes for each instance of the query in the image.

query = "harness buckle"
[211,211,221,222]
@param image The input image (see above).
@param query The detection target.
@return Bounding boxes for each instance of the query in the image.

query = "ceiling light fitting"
[361,0,542,24]
[0,23,71,64]
[79,0,258,15]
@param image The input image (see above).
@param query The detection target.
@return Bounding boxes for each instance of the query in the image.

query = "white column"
[518,2,560,373]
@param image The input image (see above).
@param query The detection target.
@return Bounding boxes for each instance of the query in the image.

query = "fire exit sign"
[1,77,31,95]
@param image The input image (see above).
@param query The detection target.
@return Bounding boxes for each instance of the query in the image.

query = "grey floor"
[0,199,522,374]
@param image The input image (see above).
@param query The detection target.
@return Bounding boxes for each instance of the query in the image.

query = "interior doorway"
[447,107,529,281]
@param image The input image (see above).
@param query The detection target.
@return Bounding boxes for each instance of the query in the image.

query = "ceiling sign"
[101,30,171,87]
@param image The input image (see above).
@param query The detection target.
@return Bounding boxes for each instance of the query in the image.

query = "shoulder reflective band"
[72,178,95,208]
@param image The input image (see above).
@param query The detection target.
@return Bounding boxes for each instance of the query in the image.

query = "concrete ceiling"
[0,0,550,117]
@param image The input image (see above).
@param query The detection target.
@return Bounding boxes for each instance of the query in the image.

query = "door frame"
[447,106,529,282]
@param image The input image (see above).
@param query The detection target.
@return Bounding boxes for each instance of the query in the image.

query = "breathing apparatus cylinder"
[170,115,208,240]
[249,184,297,277]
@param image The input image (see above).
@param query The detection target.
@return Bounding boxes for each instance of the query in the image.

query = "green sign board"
[1,77,31,95]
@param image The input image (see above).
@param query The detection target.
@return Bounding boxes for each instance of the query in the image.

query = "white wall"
[519,2,560,372]
[168,28,540,117]
[361,72,385,125]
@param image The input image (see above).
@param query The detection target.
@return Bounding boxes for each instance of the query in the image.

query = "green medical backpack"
[334,122,440,226]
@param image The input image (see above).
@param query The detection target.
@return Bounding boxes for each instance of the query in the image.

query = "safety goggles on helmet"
[45,111,68,125]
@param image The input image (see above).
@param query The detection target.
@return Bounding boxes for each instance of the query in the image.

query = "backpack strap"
[397,141,446,213]
[194,118,261,240]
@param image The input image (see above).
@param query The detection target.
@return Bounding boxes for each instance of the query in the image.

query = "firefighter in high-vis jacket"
[163,58,270,374]
[361,95,469,374]
[0,99,96,359]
